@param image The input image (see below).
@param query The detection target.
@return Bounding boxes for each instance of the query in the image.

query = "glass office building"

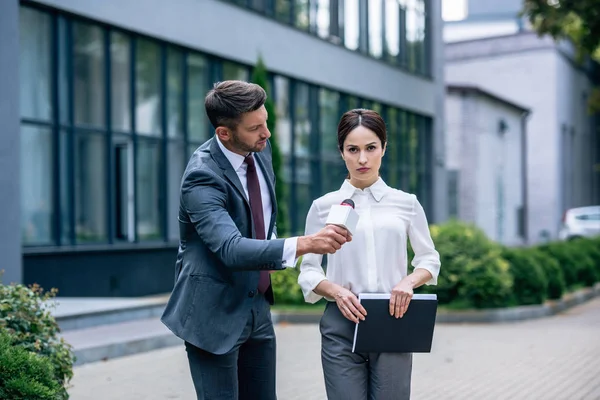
[1,0,446,296]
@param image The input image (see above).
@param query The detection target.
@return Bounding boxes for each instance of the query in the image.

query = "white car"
[559,206,600,240]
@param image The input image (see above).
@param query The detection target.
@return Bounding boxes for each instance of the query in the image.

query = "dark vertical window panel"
[319,89,345,195]
[223,60,250,81]
[275,0,293,23]
[111,32,132,132]
[167,47,184,139]
[73,22,105,128]
[292,81,312,234]
[21,125,55,245]
[74,132,108,243]
[104,28,114,244]
[295,0,310,30]
[408,113,419,195]
[398,110,408,191]
[187,53,209,143]
[135,38,162,136]
[19,7,52,121]
[386,107,399,188]
[136,139,162,240]
[309,86,321,199]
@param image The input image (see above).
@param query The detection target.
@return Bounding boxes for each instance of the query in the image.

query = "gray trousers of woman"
[320,302,413,400]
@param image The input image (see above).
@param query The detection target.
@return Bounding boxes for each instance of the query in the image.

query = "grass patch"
[272,303,326,313]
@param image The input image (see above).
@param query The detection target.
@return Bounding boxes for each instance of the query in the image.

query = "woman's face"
[341,125,385,185]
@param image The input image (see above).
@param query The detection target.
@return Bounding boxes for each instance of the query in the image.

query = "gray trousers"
[185,292,276,400]
[320,302,413,400]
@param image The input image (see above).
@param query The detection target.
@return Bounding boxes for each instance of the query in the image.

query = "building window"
[111,32,132,132]
[344,0,360,50]
[368,0,383,58]
[135,38,161,136]
[21,125,54,245]
[73,22,105,128]
[74,133,108,242]
[19,7,52,121]
[384,0,400,63]
[187,53,209,144]
[220,0,431,77]
[17,4,436,248]
[136,140,162,240]
[319,88,344,195]
[295,0,310,30]
[292,81,312,234]
[223,60,249,81]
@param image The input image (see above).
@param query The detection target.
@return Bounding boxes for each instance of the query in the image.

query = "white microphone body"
[325,204,359,235]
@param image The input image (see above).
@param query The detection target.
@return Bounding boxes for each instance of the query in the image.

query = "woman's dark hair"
[205,80,267,130]
[337,108,387,152]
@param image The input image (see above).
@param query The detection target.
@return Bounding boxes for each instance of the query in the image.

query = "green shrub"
[0,330,62,400]
[501,248,548,305]
[0,279,74,399]
[458,250,514,308]
[272,258,305,305]
[569,237,600,282]
[524,248,565,300]
[538,242,580,288]
[425,220,502,305]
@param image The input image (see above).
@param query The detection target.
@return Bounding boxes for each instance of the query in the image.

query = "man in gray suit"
[161,80,350,400]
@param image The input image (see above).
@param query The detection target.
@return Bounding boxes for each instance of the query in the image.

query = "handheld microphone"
[325,198,359,235]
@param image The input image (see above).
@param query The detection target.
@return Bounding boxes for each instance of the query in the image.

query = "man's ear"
[215,126,230,141]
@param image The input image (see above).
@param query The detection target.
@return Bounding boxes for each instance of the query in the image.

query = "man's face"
[222,106,271,155]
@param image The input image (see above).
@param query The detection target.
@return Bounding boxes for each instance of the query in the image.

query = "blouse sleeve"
[297,201,328,303]
[408,195,441,285]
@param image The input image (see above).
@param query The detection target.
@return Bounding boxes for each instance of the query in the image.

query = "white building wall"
[446,90,525,244]
[446,41,562,242]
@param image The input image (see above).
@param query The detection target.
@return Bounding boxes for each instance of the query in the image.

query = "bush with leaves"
[539,241,597,288]
[458,250,514,309]
[524,248,565,300]
[0,330,62,400]
[423,220,505,305]
[568,237,600,282]
[0,278,75,399]
[272,258,306,305]
[502,247,548,305]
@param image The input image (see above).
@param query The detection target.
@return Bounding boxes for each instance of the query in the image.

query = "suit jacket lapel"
[255,152,277,237]
[209,138,250,208]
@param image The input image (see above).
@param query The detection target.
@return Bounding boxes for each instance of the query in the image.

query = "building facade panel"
[0,0,22,284]
[10,0,443,295]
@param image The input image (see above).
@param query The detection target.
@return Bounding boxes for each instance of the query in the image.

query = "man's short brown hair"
[205,80,267,130]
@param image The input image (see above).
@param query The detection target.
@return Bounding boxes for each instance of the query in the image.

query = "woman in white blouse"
[298,108,441,400]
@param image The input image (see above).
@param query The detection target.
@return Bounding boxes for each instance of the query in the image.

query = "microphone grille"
[341,199,355,208]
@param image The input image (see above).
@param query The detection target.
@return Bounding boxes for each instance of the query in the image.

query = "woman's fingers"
[390,292,412,318]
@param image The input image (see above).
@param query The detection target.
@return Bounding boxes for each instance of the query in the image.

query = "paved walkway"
[68,298,600,400]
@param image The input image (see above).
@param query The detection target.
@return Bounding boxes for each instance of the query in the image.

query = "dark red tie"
[244,154,270,293]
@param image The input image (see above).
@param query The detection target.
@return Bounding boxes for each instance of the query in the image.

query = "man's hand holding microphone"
[298,199,368,323]
[296,199,358,257]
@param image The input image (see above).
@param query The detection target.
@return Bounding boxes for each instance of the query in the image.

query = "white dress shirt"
[216,137,297,267]
[298,178,441,303]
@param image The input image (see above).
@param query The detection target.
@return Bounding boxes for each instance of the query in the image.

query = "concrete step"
[61,317,182,366]
[52,294,169,331]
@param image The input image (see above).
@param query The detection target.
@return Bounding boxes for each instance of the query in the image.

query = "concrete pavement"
[67,297,600,399]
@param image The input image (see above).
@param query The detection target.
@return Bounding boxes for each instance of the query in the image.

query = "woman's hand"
[333,286,367,323]
[390,278,415,318]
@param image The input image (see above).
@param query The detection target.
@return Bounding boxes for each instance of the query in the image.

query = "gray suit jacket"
[161,137,286,355]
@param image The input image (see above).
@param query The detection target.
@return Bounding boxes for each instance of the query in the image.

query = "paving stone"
[68,298,600,400]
